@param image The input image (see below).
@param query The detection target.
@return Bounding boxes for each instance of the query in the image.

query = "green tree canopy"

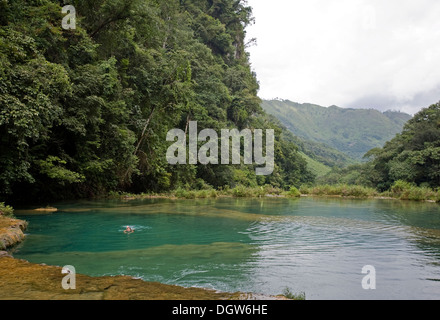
[0,0,314,203]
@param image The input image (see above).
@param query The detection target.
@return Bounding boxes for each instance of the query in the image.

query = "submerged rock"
[0,257,240,300]
[0,251,12,258]
[33,207,58,213]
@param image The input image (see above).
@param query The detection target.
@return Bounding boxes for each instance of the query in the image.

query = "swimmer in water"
[124,226,134,234]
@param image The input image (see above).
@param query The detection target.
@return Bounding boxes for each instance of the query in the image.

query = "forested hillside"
[319,102,440,192]
[362,102,440,190]
[0,0,314,204]
[265,114,355,177]
[262,99,412,160]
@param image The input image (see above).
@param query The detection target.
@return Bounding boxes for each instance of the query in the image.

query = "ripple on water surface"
[13,197,440,300]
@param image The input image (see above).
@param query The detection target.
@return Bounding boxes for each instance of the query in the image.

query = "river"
[13,197,440,300]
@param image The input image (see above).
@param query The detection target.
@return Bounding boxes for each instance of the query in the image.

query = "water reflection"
[13,197,440,299]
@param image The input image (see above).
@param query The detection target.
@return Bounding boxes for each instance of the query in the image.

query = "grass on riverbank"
[299,181,440,202]
[108,181,439,203]
[109,185,302,200]
[299,184,379,198]
[384,180,440,202]
[282,287,306,300]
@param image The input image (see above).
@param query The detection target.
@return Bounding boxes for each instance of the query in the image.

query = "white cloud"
[246,0,440,114]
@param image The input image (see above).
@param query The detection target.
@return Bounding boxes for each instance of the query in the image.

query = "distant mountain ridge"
[262,99,413,161]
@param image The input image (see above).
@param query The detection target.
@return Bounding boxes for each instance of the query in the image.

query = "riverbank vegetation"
[109,184,302,200]
[301,182,440,202]
[282,287,306,301]
[108,182,439,203]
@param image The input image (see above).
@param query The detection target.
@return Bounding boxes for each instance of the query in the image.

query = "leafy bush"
[231,185,254,197]
[391,180,414,194]
[341,185,377,198]
[174,187,218,199]
[209,189,218,198]
[0,202,14,217]
[390,180,437,201]
[299,184,377,198]
[282,287,306,300]
[174,188,196,199]
[285,186,301,198]
[226,185,285,198]
[262,185,283,196]
[403,187,436,201]
[299,185,311,195]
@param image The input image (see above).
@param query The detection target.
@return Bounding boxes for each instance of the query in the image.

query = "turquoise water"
[13,197,440,300]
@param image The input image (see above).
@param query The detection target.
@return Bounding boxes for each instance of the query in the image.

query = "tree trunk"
[123,107,156,183]
[133,107,156,156]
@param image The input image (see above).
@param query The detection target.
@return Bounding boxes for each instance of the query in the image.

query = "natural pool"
[13,197,440,300]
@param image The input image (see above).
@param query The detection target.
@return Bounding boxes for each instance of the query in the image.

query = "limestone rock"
[0,251,12,258]
[0,216,28,250]
[0,257,239,300]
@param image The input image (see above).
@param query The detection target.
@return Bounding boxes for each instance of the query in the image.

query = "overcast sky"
[245,0,440,115]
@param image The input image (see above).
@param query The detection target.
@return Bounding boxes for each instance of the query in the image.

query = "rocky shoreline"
[0,215,287,300]
[0,256,244,300]
[0,216,27,253]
